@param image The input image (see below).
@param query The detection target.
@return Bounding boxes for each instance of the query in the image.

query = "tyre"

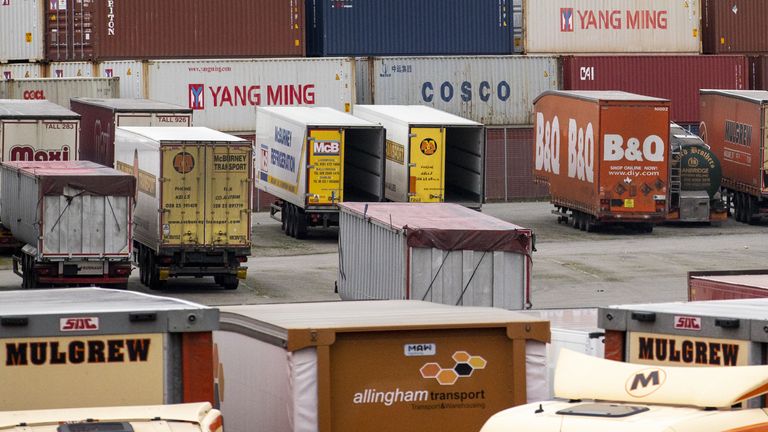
[578,213,587,231]
[138,246,148,286]
[747,195,760,225]
[585,216,596,232]
[736,192,745,222]
[570,211,579,229]
[217,275,239,290]
[295,207,308,239]
[280,202,287,232]
[148,253,166,290]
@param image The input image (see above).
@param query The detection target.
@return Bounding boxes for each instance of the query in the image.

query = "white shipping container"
[338,203,533,310]
[98,60,146,99]
[0,63,43,81]
[0,0,44,62]
[0,77,119,109]
[47,61,96,78]
[0,100,79,162]
[524,0,700,53]
[147,58,355,134]
[359,56,559,125]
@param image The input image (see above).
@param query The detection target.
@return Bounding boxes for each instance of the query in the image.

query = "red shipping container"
[562,55,748,124]
[45,0,305,61]
[749,55,768,90]
[688,270,768,301]
[485,127,549,202]
[702,0,768,54]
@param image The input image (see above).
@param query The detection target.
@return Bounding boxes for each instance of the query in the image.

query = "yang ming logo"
[189,84,205,110]
[561,8,574,32]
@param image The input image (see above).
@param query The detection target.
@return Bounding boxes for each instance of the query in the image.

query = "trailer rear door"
[161,144,205,246]
[307,129,344,205]
[409,127,445,203]
[205,144,251,247]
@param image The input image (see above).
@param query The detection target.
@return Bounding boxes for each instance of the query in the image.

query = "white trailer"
[255,107,386,238]
[1,161,135,288]
[353,105,485,208]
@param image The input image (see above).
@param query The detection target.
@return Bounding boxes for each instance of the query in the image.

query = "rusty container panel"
[703,0,768,53]
[486,127,548,202]
[562,55,748,124]
[45,0,304,61]
[688,271,768,301]
[748,55,768,90]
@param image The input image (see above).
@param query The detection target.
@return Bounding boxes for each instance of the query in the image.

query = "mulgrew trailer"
[114,127,251,290]
[534,91,671,232]
[255,107,386,238]
[0,161,134,288]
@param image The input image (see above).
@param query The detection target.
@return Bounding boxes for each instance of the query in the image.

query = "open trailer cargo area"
[214,300,549,432]
[688,270,768,301]
[338,202,533,309]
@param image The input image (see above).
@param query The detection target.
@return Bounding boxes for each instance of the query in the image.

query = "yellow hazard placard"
[308,129,344,205]
[409,128,445,203]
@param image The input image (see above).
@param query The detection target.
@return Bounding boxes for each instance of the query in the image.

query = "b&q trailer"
[71,97,192,167]
[699,90,768,224]
[1,161,134,288]
[114,127,252,290]
[534,91,671,232]
[0,288,217,410]
[255,107,386,239]
[353,105,485,208]
[213,300,550,432]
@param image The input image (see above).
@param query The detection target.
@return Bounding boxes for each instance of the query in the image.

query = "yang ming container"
[0,0,44,62]
[307,0,521,56]
[357,56,559,125]
[214,300,550,432]
[0,287,217,410]
[0,77,119,108]
[562,55,748,123]
[45,0,304,61]
[703,0,768,54]
[689,270,768,301]
[525,0,701,53]
[338,203,533,309]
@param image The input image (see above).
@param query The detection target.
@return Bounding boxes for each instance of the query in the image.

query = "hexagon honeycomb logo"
[420,351,487,385]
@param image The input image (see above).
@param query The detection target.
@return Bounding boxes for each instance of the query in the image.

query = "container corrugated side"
[703,0,768,54]
[146,58,354,133]
[525,0,701,53]
[361,56,559,125]
[0,63,43,81]
[0,78,119,109]
[0,0,44,62]
[98,61,146,99]
[47,62,97,78]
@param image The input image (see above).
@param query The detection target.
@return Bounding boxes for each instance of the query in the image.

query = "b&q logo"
[420,351,486,385]
[625,368,667,398]
[419,138,437,156]
[189,84,205,110]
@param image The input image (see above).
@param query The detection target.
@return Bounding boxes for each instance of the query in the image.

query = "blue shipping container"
[306,0,520,56]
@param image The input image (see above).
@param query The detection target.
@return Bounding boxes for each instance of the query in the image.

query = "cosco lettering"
[421,81,511,104]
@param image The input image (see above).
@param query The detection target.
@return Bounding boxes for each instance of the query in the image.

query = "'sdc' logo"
[173,151,195,174]
[420,138,437,156]
[189,84,204,110]
[561,8,574,32]
[625,368,666,398]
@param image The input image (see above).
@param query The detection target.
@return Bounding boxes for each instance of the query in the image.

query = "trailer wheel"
[281,202,287,232]
[295,207,307,239]
[569,211,579,229]
[148,253,166,290]
[21,254,37,289]
[285,204,295,237]
[585,215,596,232]
[747,195,760,225]
[217,275,239,290]
[138,246,148,286]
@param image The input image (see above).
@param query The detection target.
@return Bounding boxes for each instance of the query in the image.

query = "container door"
[409,127,445,202]
[161,144,205,246]
[307,129,344,205]
[205,144,252,247]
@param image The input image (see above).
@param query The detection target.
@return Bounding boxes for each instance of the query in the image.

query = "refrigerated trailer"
[255,107,385,238]
[114,127,252,290]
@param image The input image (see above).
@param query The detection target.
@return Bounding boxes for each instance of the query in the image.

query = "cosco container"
[357,56,559,125]
[689,270,768,301]
[0,77,119,108]
[338,203,533,309]
[703,0,768,53]
[0,0,44,62]
[307,0,521,56]
[525,0,700,53]
[146,58,354,134]
[214,300,549,432]
[45,0,304,61]
[0,63,43,81]
[486,127,549,201]
[562,55,748,123]
[0,287,217,410]
[71,98,192,167]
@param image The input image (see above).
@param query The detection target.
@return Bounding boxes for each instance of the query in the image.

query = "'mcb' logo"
[314,141,340,155]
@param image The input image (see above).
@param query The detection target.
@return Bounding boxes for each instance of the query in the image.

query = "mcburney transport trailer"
[0,161,135,288]
[481,349,768,432]
[255,106,385,239]
[534,91,670,232]
[114,127,252,290]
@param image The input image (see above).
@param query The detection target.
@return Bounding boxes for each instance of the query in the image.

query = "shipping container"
[255,107,385,238]
[525,0,700,53]
[356,56,559,125]
[71,98,192,166]
[0,99,79,163]
[562,55,748,124]
[46,61,96,78]
[0,0,44,62]
[486,127,549,201]
[307,0,520,56]
[45,0,304,61]
[338,203,532,309]
[703,0,768,54]
[689,270,768,301]
[146,58,353,134]
[534,91,670,232]
[0,63,43,81]
[114,127,251,290]
[353,105,485,207]
[0,77,119,108]
[0,287,217,410]
[214,300,550,432]
[98,60,145,99]
[699,90,768,223]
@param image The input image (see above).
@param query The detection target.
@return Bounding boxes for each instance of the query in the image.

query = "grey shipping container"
[338,202,533,309]
[307,0,522,56]
[0,77,119,108]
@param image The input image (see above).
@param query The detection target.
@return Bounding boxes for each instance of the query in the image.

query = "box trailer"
[71,98,192,167]
[1,161,135,288]
[688,270,768,301]
[353,105,485,208]
[338,202,533,309]
[255,107,385,238]
[213,300,550,432]
[0,288,218,410]
[481,349,768,432]
[534,91,671,232]
[114,127,251,290]
[0,78,119,108]
[699,90,768,224]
